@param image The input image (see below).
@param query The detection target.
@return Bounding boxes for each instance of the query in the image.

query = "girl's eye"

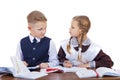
[72,27,74,29]
[38,28,43,31]
[71,26,74,29]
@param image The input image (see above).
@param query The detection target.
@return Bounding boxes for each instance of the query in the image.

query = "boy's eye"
[38,28,43,31]
[37,28,46,31]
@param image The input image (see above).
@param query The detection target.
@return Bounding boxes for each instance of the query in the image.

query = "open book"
[0,56,48,79]
[76,67,120,78]
[41,66,87,73]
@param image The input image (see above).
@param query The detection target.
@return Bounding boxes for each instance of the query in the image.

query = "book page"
[10,56,48,79]
[0,67,12,73]
[76,69,97,78]
[10,56,30,75]
[96,67,120,77]
[15,72,47,79]
[62,67,87,72]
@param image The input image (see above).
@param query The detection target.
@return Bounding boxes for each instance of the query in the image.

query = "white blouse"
[60,37,101,66]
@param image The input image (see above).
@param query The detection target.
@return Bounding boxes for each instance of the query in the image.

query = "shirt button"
[32,57,35,60]
[33,47,36,50]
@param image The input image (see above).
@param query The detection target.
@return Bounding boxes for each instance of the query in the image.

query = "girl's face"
[69,20,82,38]
[28,21,47,38]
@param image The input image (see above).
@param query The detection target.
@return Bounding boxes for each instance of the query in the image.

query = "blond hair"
[27,10,47,24]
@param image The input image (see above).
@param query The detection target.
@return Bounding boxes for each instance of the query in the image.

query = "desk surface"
[1,72,120,80]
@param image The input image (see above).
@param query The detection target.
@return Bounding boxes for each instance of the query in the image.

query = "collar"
[70,37,91,47]
[29,34,41,43]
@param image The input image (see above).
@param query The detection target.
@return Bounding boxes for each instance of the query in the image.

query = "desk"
[1,72,120,80]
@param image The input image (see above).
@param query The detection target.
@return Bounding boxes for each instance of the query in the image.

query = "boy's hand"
[23,61,28,66]
[39,63,49,69]
[63,60,72,68]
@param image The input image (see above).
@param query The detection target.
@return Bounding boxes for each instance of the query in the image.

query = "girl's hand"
[63,60,73,68]
[77,63,90,68]
[39,63,49,69]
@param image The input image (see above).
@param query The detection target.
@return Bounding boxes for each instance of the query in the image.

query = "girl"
[58,15,113,68]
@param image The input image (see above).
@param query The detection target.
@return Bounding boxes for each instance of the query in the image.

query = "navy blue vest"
[20,36,51,67]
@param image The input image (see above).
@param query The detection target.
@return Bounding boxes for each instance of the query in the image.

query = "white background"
[0,0,120,69]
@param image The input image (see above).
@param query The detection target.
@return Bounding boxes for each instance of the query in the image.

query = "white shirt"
[16,35,59,67]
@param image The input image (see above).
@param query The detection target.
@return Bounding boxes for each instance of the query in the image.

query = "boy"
[16,10,58,69]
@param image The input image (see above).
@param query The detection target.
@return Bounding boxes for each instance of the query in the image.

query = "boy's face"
[28,21,47,38]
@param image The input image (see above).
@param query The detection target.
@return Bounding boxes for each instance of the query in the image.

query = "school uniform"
[16,35,58,67]
[58,37,113,68]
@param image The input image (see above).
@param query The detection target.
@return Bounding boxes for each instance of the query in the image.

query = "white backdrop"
[0,0,120,69]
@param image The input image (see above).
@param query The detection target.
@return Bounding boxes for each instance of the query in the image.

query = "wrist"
[89,61,95,68]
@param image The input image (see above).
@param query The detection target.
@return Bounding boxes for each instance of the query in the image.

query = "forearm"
[48,60,59,67]
[95,58,113,68]
[94,50,114,68]
[58,47,68,63]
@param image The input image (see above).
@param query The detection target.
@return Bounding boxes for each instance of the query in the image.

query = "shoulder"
[59,39,69,50]
[43,36,51,40]
[21,36,29,40]
[20,36,29,42]
[87,38,102,49]
[91,42,102,49]
[60,39,69,46]
[40,36,51,43]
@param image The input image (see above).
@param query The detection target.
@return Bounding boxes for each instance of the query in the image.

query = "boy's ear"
[28,26,31,30]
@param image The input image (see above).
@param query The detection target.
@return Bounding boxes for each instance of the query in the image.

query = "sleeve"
[94,50,114,68]
[58,47,68,66]
[15,41,24,60]
[48,40,59,67]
